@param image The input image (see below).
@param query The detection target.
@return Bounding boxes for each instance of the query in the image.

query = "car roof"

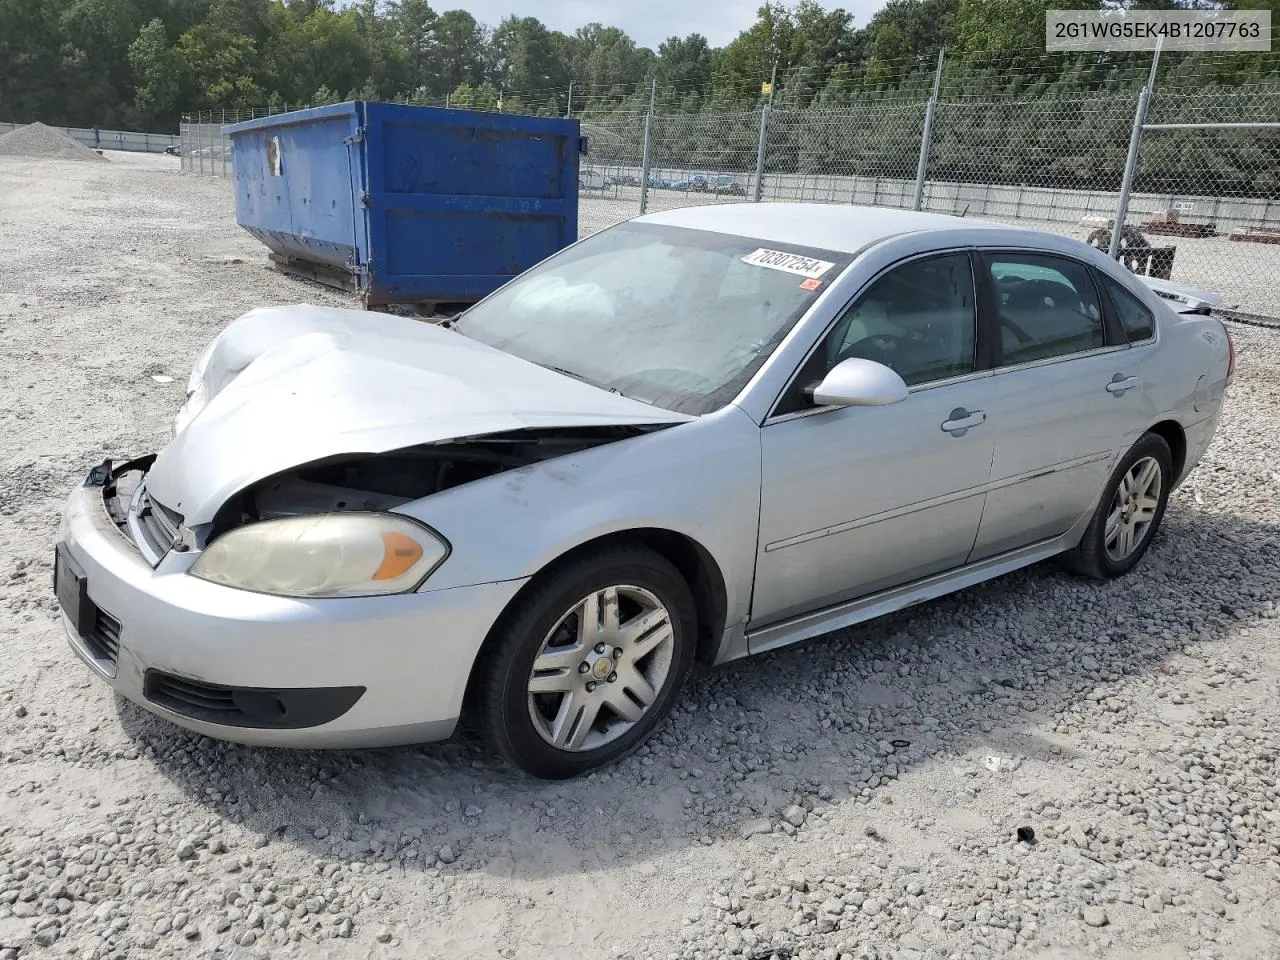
[635,202,1009,255]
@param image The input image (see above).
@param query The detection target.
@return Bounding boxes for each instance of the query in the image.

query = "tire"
[1063,431,1173,580]
[473,544,696,779]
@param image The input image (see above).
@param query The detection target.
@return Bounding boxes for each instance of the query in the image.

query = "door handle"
[1107,375,1141,395]
[941,408,986,435]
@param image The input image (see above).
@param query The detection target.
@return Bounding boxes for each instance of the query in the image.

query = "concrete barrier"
[0,121,178,154]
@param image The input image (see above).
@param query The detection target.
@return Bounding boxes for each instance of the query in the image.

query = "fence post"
[639,79,656,215]
[751,62,778,203]
[913,48,945,211]
[1110,41,1161,258]
[753,104,770,202]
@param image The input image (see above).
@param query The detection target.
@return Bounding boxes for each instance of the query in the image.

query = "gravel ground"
[2,151,1280,960]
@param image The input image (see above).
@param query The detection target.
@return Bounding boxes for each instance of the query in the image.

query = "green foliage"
[129,18,184,128]
[0,0,1275,203]
[435,9,486,92]
[447,80,501,111]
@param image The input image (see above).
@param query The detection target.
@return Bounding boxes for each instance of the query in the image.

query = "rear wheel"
[1064,432,1172,580]
[474,544,696,779]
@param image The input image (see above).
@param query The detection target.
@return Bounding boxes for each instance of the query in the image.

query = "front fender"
[398,405,762,637]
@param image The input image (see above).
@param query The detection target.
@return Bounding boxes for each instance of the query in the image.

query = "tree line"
[3,0,1278,133]
[2,0,1276,196]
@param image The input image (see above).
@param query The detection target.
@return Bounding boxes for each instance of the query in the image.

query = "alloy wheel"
[1105,455,1162,563]
[526,585,675,752]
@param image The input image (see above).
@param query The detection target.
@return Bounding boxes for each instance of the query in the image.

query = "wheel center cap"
[589,656,614,680]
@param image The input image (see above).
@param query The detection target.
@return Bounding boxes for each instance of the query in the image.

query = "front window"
[773,253,977,416]
[450,223,850,415]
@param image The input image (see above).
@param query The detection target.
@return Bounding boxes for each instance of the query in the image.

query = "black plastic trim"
[143,671,365,729]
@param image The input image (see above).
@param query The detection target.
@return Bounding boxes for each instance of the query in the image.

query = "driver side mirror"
[807,357,909,408]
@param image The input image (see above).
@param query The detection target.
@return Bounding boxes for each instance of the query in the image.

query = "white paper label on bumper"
[741,248,835,279]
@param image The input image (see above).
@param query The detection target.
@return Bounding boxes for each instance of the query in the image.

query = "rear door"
[968,250,1152,560]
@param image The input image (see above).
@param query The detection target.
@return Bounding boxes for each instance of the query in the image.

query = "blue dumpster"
[223,102,583,310]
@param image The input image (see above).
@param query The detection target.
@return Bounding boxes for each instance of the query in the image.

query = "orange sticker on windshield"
[800,278,822,291]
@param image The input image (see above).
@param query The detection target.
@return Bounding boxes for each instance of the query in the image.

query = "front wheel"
[1063,432,1172,580]
[473,544,696,778]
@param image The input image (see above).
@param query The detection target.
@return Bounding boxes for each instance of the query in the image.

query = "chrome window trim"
[990,342,1130,377]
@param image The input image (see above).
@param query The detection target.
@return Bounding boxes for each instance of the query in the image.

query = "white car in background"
[578,168,608,190]
[55,204,1233,779]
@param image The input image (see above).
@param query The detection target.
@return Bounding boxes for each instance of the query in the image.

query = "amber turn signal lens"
[373,531,425,581]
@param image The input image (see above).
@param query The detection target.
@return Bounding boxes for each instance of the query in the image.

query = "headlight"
[190,513,449,598]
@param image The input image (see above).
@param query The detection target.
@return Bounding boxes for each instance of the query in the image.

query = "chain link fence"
[182,56,1280,318]
[179,105,317,177]
[1119,85,1280,318]
[576,115,648,236]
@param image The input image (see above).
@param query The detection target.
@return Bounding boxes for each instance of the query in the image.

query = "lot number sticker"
[742,248,835,279]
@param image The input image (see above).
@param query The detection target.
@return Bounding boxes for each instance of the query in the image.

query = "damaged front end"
[99,455,194,566]
[101,425,662,571]
[210,424,657,539]
[107,303,692,582]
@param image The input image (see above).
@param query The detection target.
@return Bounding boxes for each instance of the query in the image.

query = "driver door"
[750,252,997,630]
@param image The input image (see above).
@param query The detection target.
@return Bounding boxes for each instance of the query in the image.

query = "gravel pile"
[1,152,1279,959]
[0,122,107,162]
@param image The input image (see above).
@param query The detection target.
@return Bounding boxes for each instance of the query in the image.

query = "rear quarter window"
[1101,275,1156,343]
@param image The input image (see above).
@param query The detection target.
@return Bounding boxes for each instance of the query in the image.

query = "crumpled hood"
[148,304,690,526]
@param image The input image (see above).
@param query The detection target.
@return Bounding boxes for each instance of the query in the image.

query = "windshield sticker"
[742,248,835,279]
[799,278,823,291]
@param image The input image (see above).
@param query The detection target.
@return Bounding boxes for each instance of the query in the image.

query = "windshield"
[450,222,850,415]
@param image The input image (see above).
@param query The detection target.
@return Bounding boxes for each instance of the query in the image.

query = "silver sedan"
[55,203,1234,778]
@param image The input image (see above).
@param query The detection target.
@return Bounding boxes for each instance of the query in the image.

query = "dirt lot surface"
[2,151,1279,960]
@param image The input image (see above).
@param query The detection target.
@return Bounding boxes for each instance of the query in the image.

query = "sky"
[374,1,889,50]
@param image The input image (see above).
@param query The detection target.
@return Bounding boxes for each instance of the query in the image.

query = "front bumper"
[56,477,528,748]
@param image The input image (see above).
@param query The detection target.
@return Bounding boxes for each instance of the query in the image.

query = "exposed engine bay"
[208,424,660,537]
